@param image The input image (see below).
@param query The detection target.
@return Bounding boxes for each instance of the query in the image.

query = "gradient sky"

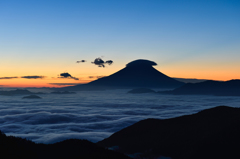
[0,0,240,87]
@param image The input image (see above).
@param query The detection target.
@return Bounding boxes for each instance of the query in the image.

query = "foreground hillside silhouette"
[98,106,240,159]
[161,79,240,96]
[0,131,130,159]
[60,59,184,91]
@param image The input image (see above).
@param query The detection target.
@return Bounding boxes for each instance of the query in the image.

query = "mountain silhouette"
[0,89,44,96]
[98,106,240,159]
[0,131,130,159]
[161,79,240,96]
[60,59,184,91]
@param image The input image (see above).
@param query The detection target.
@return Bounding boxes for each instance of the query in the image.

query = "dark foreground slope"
[98,106,240,159]
[162,79,240,96]
[0,131,130,159]
[60,59,183,91]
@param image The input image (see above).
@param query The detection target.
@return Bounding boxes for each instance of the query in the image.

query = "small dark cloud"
[91,58,113,68]
[89,76,105,79]
[76,60,86,63]
[60,73,72,78]
[21,76,45,79]
[0,76,18,80]
[59,72,79,80]
[105,60,113,65]
[92,58,105,67]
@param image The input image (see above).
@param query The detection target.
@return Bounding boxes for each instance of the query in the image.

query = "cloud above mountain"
[75,57,113,68]
[91,58,113,68]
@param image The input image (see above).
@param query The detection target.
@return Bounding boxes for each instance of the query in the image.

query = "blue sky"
[0,0,240,87]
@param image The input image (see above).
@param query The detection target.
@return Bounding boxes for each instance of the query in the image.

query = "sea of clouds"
[0,89,240,144]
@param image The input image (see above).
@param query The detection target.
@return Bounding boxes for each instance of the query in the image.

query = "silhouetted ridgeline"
[22,95,42,99]
[172,77,207,83]
[160,79,240,96]
[59,59,184,91]
[0,89,34,96]
[0,89,44,96]
[98,106,240,159]
[0,131,130,159]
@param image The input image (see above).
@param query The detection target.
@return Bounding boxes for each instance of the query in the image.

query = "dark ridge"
[173,77,208,83]
[98,106,240,159]
[0,89,45,96]
[161,79,240,96]
[22,95,42,99]
[0,89,33,96]
[59,59,184,91]
[0,131,130,159]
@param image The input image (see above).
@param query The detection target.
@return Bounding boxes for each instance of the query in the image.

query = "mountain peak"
[59,59,184,90]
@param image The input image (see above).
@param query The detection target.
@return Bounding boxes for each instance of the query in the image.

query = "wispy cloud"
[88,76,105,79]
[49,83,81,86]
[21,76,45,79]
[0,76,18,80]
[76,60,86,63]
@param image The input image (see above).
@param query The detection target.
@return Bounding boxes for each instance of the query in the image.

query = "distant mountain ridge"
[60,59,184,91]
[172,77,209,83]
[162,79,240,96]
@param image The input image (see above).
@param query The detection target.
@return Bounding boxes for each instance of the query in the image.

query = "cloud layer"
[0,89,240,144]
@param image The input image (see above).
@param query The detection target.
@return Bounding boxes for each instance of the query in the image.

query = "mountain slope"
[60,59,184,90]
[98,106,240,159]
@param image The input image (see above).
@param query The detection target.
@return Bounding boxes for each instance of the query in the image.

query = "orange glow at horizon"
[1,60,240,88]
[158,63,240,81]
[0,78,91,88]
